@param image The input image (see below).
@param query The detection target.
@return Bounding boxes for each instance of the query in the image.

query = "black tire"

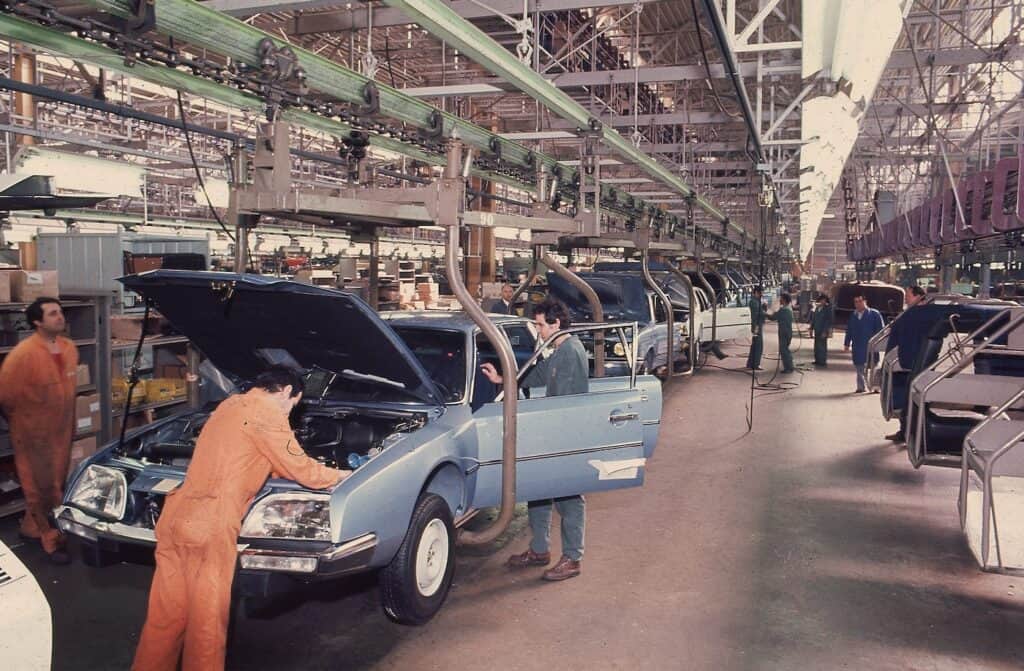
[380,493,455,626]
[640,350,666,381]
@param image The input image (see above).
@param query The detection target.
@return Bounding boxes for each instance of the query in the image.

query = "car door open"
[470,323,661,507]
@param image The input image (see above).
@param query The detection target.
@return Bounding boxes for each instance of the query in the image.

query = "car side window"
[652,295,668,323]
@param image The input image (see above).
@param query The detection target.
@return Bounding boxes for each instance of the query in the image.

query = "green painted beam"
[78,0,725,242]
[385,0,738,235]
[84,0,547,172]
[0,4,722,242]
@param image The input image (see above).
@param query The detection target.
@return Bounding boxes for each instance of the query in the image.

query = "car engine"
[124,405,426,469]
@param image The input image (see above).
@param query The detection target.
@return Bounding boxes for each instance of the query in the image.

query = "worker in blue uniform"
[844,293,885,392]
[809,294,834,367]
[745,286,767,370]
[768,293,795,373]
[884,285,928,442]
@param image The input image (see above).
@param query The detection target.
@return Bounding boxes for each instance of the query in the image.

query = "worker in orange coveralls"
[0,297,79,565]
[132,366,348,671]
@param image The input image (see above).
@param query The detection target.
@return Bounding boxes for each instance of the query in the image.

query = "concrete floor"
[4,325,1023,670]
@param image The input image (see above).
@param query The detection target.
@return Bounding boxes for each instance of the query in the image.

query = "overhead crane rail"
[0,0,747,251]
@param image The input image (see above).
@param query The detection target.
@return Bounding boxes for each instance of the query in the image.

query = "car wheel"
[640,350,665,381]
[380,493,455,626]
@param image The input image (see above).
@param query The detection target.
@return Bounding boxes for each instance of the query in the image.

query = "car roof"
[380,310,531,333]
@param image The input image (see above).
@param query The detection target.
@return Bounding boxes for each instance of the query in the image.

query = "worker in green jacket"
[809,294,833,367]
[745,286,767,370]
[768,292,795,373]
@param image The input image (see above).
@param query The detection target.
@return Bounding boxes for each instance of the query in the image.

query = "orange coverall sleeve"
[0,346,34,411]
[244,415,343,490]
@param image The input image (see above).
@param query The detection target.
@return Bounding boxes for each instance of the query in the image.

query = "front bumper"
[55,505,377,578]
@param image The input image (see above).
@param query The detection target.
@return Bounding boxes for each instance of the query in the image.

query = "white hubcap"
[415,519,449,597]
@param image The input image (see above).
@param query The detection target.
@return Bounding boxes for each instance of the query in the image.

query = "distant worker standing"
[809,294,834,367]
[884,285,928,442]
[768,293,796,373]
[843,294,885,393]
[483,283,516,315]
[132,367,347,671]
[745,286,767,371]
[0,297,79,564]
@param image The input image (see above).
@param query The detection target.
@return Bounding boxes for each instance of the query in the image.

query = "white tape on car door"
[588,458,647,480]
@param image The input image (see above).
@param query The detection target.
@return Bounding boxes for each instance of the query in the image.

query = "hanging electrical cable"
[175,90,235,244]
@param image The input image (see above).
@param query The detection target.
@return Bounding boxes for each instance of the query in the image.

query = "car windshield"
[656,275,691,308]
[391,326,467,404]
[546,273,651,324]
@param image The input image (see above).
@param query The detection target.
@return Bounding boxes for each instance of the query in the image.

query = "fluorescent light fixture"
[627,191,678,197]
[601,177,653,184]
[500,131,576,140]
[402,84,503,97]
[558,158,623,167]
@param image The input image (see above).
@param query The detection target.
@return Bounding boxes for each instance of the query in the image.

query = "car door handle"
[609,412,639,423]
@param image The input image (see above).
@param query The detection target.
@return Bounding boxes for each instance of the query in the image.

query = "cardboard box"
[75,392,101,436]
[0,270,12,303]
[70,436,98,472]
[145,378,187,403]
[10,270,59,303]
[76,364,91,388]
[110,314,162,341]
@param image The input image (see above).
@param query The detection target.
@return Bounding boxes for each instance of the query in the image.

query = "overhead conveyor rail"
[382,0,738,235]
[9,0,739,249]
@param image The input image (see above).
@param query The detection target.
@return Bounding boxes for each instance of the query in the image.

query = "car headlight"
[612,342,626,356]
[69,465,128,520]
[240,493,332,541]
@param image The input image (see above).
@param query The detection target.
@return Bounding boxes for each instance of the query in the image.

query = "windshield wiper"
[340,369,407,390]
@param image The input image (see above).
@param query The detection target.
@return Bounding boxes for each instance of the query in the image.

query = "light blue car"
[56,271,663,624]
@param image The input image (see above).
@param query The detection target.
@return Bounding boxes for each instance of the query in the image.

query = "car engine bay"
[121,404,427,469]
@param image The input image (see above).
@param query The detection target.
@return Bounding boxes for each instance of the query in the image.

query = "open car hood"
[120,271,444,407]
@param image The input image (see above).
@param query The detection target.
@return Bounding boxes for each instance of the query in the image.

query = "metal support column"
[641,248,674,383]
[980,260,992,298]
[440,141,518,547]
[540,252,605,377]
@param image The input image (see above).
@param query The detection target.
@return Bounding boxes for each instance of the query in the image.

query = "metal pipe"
[540,251,605,377]
[698,0,764,162]
[695,258,718,343]
[441,141,518,546]
[707,266,730,306]
[663,260,697,377]
[640,248,674,384]
[510,243,541,311]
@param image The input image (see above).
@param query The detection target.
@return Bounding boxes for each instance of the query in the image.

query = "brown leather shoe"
[541,556,581,581]
[507,549,550,569]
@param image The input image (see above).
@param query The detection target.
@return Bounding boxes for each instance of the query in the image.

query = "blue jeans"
[855,364,867,391]
[528,495,585,561]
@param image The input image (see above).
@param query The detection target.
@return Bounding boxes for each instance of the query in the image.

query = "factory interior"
[0,1,1023,669]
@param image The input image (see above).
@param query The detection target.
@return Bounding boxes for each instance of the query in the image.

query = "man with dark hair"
[844,294,884,393]
[768,292,796,373]
[884,285,928,442]
[809,294,833,367]
[0,297,78,564]
[745,285,766,370]
[483,283,516,315]
[133,365,347,671]
[480,297,589,581]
